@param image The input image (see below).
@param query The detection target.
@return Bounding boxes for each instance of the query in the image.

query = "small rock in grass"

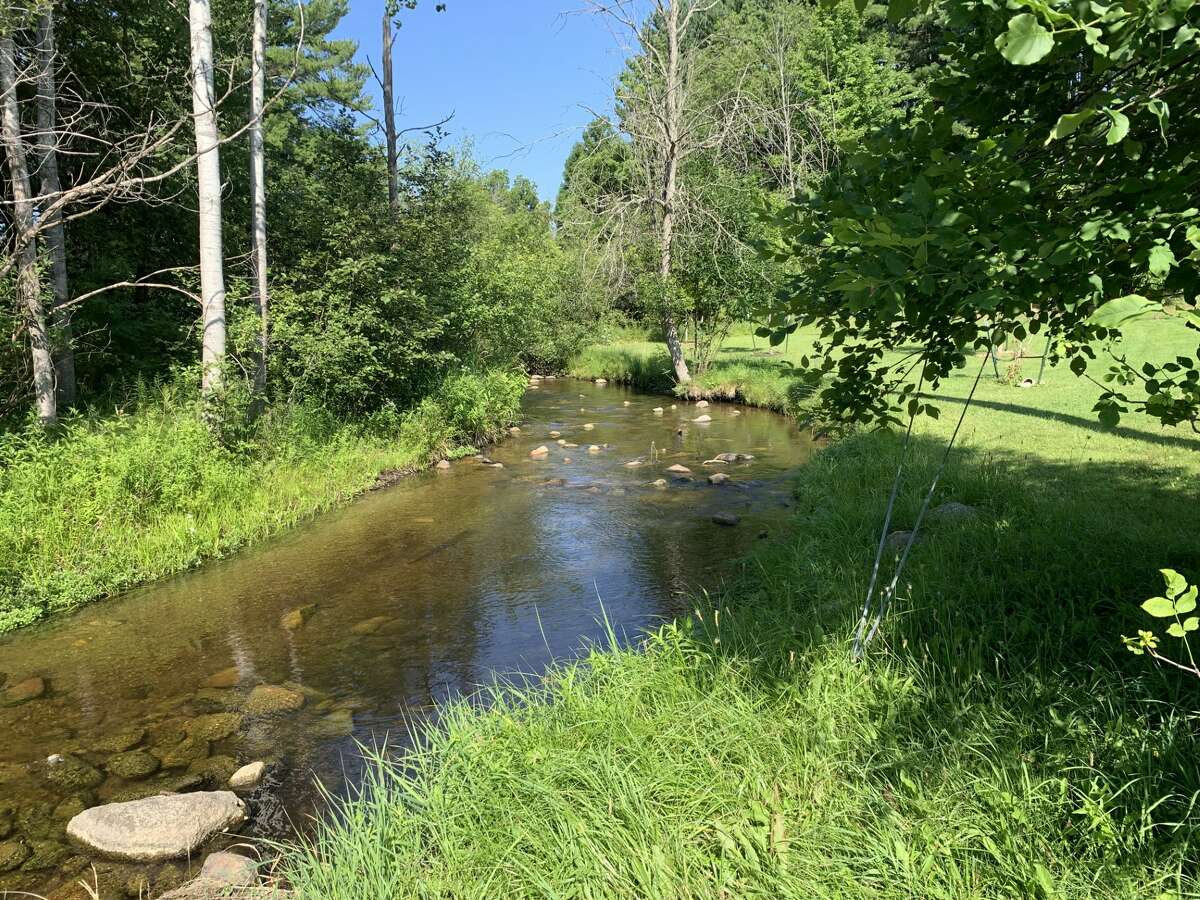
[927,501,980,525]
[712,512,741,527]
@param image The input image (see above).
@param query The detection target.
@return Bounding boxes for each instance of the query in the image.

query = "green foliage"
[0,371,520,632]
[764,0,1200,428]
[1124,570,1200,678]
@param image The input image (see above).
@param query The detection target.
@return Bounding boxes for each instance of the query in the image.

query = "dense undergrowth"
[0,369,524,634]
[282,420,1200,898]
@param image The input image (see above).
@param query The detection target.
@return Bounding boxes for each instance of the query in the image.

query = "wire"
[853,346,991,658]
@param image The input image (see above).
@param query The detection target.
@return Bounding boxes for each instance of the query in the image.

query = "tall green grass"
[0,369,525,633]
[282,429,1200,898]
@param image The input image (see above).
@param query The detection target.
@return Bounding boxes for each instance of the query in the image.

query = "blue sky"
[331,1,627,203]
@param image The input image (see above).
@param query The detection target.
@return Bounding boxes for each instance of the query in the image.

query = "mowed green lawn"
[571,314,1200,472]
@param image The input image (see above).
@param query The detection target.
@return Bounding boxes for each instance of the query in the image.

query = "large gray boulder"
[66,791,246,862]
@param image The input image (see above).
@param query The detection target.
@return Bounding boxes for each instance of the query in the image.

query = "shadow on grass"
[702,431,1200,881]
[926,392,1200,452]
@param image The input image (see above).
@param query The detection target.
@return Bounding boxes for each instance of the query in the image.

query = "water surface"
[0,380,813,897]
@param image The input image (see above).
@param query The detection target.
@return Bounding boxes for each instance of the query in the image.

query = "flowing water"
[0,380,814,898]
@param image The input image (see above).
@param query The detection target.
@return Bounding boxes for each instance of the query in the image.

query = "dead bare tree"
[580,0,737,385]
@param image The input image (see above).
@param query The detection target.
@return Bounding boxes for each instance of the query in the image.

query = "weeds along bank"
[0,370,524,634]
[283,381,1200,896]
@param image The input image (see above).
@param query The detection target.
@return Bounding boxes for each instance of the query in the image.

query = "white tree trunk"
[35,8,76,409]
[249,0,269,404]
[189,0,227,398]
[382,11,398,215]
[1,33,56,424]
[659,0,691,385]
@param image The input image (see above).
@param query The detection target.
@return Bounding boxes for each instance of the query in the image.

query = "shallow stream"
[0,379,813,898]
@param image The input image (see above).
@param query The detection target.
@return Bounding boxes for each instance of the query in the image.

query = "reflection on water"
[0,380,813,897]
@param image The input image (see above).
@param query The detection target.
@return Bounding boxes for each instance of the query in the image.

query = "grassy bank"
[0,369,525,634]
[283,322,1200,897]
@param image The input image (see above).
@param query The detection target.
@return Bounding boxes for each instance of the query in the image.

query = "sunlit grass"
[0,370,525,633]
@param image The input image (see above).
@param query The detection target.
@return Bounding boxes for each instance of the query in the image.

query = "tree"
[249,0,269,405]
[764,0,1199,430]
[188,0,227,400]
[0,27,55,424]
[34,6,75,408]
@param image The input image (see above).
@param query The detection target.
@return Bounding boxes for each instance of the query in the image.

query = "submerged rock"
[0,839,31,872]
[2,676,46,706]
[707,473,730,485]
[350,616,393,636]
[665,464,691,474]
[191,688,244,714]
[45,754,104,791]
[202,668,241,690]
[66,791,246,862]
[157,850,260,899]
[692,414,712,423]
[583,423,595,430]
[435,459,451,470]
[651,479,668,488]
[712,512,741,527]
[312,708,355,738]
[529,445,550,458]
[244,685,305,717]
[187,712,243,742]
[695,400,709,408]
[92,726,146,755]
[154,733,210,770]
[188,755,240,787]
[106,751,160,781]
[279,603,317,631]
[652,407,664,415]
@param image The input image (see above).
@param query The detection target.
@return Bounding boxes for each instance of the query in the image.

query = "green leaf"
[1148,244,1177,277]
[997,14,1056,65]
[1177,586,1198,614]
[1142,596,1176,618]
[1048,110,1096,142]
[1096,403,1120,428]
[1185,616,1200,632]
[1104,109,1129,145]
[1147,99,1169,139]
[1162,569,1187,599]
[1088,294,1158,328]
[1167,621,1187,637]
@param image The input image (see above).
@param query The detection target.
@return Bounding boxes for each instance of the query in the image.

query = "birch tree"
[34,5,74,408]
[189,0,227,399]
[249,0,269,403]
[1,29,55,424]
